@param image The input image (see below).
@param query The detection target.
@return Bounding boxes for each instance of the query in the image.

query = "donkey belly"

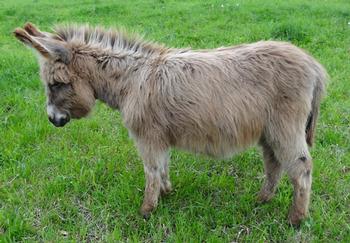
[175,137,237,158]
[173,118,263,158]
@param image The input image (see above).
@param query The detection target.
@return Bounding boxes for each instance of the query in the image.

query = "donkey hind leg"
[257,141,283,203]
[137,144,170,219]
[287,153,312,226]
[274,139,312,226]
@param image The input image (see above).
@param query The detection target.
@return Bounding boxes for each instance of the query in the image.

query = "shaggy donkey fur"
[14,23,327,225]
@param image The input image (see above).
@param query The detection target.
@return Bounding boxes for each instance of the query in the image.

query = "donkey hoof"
[140,208,152,220]
[142,211,151,220]
[257,191,274,203]
[161,186,172,196]
[288,210,305,227]
[140,204,155,220]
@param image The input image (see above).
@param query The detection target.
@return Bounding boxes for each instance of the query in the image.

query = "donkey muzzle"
[48,115,70,127]
[47,104,70,127]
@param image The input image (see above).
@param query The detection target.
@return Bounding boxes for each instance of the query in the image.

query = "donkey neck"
[86,49,163,110]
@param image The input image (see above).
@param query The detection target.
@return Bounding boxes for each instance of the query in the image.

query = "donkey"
[14,23,327,225]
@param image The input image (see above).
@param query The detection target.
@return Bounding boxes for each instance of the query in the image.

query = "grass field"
[1,0,350,241]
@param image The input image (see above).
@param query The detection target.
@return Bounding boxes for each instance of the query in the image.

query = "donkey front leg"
[257,141,283,203]
[137,142,170,219]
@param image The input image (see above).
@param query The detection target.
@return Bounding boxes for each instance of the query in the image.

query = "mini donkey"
[14,23,327,225]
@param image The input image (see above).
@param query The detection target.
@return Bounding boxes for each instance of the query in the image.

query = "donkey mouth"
[48,116,70,127]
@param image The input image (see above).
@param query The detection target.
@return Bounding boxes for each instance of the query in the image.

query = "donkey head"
[14,23,95,127]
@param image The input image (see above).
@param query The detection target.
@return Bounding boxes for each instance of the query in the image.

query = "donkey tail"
[305,66,327,147]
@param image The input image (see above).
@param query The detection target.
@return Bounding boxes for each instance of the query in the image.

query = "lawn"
[0,0,349,241]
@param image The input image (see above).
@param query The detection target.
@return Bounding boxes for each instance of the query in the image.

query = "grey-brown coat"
[14,23,327,225]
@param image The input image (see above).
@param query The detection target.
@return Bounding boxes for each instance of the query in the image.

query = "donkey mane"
[54,24,167,56]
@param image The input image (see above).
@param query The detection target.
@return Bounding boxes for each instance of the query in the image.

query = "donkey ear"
[23,22,46,37]
[14,27,71,64]
[23,22,64,41]
[34,37,72,64]
[14,28,50,57]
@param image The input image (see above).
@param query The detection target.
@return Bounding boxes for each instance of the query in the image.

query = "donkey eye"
[49,82,66,90]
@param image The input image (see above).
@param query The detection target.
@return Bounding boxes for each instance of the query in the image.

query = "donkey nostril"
[48,116,55,123]
[57,116,70,127]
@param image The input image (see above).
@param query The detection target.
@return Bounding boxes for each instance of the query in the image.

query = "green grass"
[1,0,350,241]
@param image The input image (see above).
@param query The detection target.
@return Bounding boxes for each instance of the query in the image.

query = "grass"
[0,0,349,241]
